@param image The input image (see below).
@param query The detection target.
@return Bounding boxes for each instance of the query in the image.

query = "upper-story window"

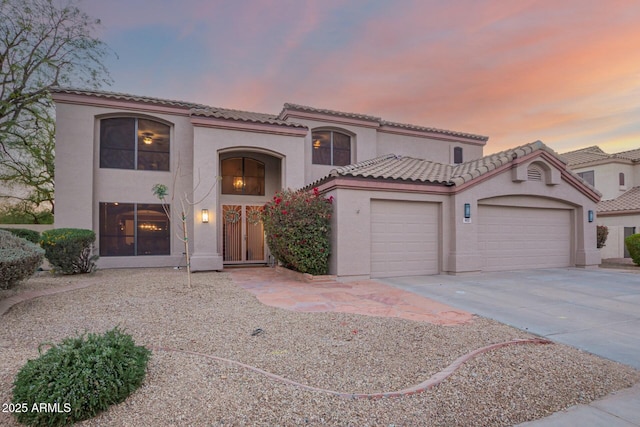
[312,130,351,166]
[453,147,463,164]
[619,172,625,186]
[577,170,595,186]
[100,117,170,171]
[221,157,265,195]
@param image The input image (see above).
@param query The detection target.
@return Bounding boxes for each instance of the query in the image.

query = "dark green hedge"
[0,228,40,244]
[0,230,44,289]
[625,233,640,266]
[40,228,98,274]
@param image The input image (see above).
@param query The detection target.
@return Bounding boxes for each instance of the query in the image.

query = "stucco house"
[52,88,601,280]
[561,145,640,259]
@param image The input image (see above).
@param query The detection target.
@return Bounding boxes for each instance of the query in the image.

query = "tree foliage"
[0,0,111,215]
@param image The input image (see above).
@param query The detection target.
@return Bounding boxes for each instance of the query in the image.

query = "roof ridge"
[380,119,488,141]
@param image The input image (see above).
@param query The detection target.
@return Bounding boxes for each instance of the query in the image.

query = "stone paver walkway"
[229,267,473,325]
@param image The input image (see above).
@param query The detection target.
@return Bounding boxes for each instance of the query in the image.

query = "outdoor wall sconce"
[464,203,471,219]
[201,209,209,223]
[588,210,594,223]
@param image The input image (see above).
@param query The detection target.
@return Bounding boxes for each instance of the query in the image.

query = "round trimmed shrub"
[625,233,640,266]
[0,228,41,244]
[12,327,151,426]
[0,230,44,289]
[40,228,98,274]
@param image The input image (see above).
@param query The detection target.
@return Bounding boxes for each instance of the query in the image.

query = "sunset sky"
[82,0,640,155]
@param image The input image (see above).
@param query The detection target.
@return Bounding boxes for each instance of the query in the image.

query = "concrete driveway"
[380,268,640,370]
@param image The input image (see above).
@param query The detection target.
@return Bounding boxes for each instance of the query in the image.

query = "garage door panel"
[479,205,571,271]
[371,200,439,278]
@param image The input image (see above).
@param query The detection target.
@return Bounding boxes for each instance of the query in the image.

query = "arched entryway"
[219,150,282,264]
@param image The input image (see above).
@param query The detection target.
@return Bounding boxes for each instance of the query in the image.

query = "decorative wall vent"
[527,164,543,181]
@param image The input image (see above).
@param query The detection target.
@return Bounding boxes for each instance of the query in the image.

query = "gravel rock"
[0,268,637,426]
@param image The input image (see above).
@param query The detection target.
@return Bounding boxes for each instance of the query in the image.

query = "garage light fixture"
[588,210,594,223]
[464,203,471,219]
[202,209,209,223]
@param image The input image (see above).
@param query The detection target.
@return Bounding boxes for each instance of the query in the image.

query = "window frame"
[453,146,463,164]
[311,130,352,166]
[100,117,171,171]
[220,157,266,195]
[99,202,171,256]
[577,170,595,186]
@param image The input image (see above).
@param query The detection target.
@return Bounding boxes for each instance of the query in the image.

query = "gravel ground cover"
[0,268,638,426]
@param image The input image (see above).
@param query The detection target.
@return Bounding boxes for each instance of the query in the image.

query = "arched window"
[100,117,170,171]
[221,157,265,195]
[311,130,351,166]
[620,172,625,186]
[453,147,463,164]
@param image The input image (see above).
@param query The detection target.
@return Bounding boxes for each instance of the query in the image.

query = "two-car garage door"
[478,205,572,271]
[369,200,572,278]
[370,200,439,278]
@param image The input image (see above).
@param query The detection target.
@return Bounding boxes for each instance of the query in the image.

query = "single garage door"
[478,205,571,271]
[370,200,439,278]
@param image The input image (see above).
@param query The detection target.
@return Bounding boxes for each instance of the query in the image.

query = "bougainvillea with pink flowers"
[262,188,333,275]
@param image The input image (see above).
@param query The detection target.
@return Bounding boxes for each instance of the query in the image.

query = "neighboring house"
[52,88,600,279]
[561,145,640,259]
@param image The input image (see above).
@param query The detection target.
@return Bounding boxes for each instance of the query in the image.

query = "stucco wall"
[597,214,640,259]
[190,125,305,270]
[376,132,484,164]
[572,162,635,200]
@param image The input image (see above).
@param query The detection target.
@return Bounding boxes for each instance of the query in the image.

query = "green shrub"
[40,228,98,274]
[596,225,609,249]
[262,187,333,275]
[0,228,41,244]
[12,327,151,427]
[625,234,640,266]
[0,230,44,290]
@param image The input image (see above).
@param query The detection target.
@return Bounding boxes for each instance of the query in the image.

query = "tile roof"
[190,107,304,128]
[380,120,489,141]
[281,103,488,141]
[51,87,207,109]
[326,140,562,186]
[614,148,640,161]
[52,87,304,128]
[560,145,640,166]
[281,103,382,122]
[598,186,640,213]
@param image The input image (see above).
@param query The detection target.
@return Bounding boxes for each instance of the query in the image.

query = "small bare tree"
[152,164,219,289]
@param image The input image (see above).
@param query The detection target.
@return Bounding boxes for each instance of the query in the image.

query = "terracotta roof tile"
[380,120,488,141]
[51,87,207,109]
[614,148,640,161]
[281,103,382,122]
[53,87,305,128]
[282,103,488,141]
[327,140,565,187]
[190,107,304,128]
[560,145,640,166]
[598,186,640,213]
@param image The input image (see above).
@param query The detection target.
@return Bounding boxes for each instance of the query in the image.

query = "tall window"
[312,130,351,166]
[100,117,170,171]
[453,147,463,164]
[221,157,265,195]
[619,172,625,186]
[99,202,170,256]
[577,170,595,186]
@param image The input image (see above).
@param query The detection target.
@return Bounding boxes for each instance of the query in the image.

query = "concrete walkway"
[380,268,640,426]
